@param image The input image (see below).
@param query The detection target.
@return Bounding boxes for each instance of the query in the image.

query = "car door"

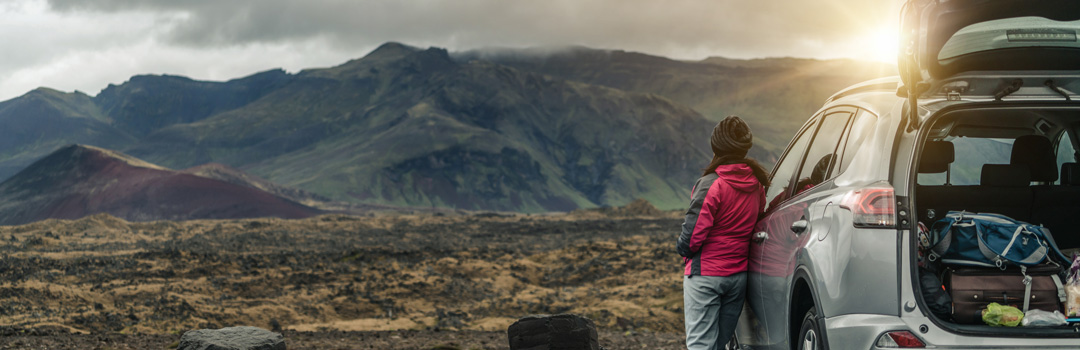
[741,117,814,348]
[751,108,852,349]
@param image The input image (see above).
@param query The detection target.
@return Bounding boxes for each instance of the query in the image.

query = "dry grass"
[0,208,686,337]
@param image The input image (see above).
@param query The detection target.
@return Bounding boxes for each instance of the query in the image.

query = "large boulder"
[178,326,286,350]
[507,314,601,350]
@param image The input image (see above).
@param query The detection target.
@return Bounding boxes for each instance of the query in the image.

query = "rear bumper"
[824,314,1080,350]
[823,314,905,350]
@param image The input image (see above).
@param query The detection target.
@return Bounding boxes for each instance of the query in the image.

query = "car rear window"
[938,16,1080,61]
[918,137,1013,186]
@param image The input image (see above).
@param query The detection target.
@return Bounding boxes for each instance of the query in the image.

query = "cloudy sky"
[0,0,903,101]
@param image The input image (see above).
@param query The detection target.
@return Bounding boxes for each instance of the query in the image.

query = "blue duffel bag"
[927,211,1070,268]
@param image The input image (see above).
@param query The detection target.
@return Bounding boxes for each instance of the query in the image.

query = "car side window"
[832,110,877,176]
[765,119,817,213]
[793,111,852,194]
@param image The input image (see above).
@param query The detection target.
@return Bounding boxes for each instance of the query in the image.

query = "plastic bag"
[1021,309,1067,327]
[1069,284,1080,318]
[1067,253,1080,317]
[982,302,1023,327]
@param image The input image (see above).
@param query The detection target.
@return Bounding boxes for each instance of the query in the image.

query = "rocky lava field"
[0,201,688,349]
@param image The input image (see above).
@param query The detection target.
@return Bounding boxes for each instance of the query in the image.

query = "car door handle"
[791,220,809,234]
[753,231,768,242]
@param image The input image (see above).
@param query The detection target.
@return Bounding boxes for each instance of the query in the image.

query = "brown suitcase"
[945,264,1064,324]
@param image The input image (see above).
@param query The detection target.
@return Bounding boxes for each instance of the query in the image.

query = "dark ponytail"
[703,155,771,187]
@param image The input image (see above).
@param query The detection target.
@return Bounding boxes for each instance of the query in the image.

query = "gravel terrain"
[0,326,685,349]
[0,201,690,349]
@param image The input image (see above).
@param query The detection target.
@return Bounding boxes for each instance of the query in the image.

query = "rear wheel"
[797,307,823,350]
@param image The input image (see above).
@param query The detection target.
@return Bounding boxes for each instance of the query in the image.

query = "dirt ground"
[0,201,690,349]
[0,326,685,349]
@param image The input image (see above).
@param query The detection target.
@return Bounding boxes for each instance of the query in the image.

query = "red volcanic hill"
[181,162,331,207]
[0,145,321,225]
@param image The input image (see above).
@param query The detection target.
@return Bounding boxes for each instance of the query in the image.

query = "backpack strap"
[981,225,1049,268]
[928,215,959,262]
[1021,265,1032,314]
[982,225,1025,268]
[1020,266,1066,313]
[998,226,1025,259]
[1052,274,1067,303]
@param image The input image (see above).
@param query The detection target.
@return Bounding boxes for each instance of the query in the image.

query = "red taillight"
[875,331,926,348]
[839,182,896,228]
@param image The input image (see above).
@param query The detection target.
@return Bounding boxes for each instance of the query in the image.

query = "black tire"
[797,307,824,350]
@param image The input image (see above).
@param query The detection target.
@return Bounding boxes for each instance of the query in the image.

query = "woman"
[676,116,769,349]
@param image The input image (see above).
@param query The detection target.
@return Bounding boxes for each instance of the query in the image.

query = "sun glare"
[859,27,901,64]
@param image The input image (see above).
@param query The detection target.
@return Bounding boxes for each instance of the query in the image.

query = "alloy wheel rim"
[802,328,816,350]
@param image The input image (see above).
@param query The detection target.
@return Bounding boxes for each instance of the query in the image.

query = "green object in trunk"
[982,302,1024,327]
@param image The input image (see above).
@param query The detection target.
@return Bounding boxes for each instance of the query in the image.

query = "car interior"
[911,108,1080,331]
[915,109,1080,253]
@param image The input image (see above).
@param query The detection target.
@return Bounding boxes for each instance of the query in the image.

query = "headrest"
[919,141,954,173]
[1062,163,1080,185]
[981,164,1031,187]
[1011,135,1057,182]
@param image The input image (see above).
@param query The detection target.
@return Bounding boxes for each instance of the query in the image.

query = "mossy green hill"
[0,43,897,215]
[457,46,897,159]
[125,43,714,211]
[0,88,135,178]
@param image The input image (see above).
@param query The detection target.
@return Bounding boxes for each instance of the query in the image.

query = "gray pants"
[684,272,747,350]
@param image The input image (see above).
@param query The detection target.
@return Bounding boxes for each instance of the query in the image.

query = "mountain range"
[456,46,896,154]
[0,43,896,219]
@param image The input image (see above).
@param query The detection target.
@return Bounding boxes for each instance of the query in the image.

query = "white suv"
[732,1,1080,349]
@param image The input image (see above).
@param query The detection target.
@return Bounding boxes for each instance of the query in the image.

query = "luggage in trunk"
[945,264,1065,324]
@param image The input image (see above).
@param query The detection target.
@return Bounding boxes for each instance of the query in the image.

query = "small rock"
[178,326,286,350]
[507,314,600,350]
[269,319,282,333]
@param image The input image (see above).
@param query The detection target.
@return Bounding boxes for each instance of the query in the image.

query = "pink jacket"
[676,163,765,276]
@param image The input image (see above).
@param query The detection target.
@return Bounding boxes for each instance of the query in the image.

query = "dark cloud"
[2,0,900,101]
[45,0,901,59]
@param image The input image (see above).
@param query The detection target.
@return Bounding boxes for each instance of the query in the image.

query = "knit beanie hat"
[711,116,753,158]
